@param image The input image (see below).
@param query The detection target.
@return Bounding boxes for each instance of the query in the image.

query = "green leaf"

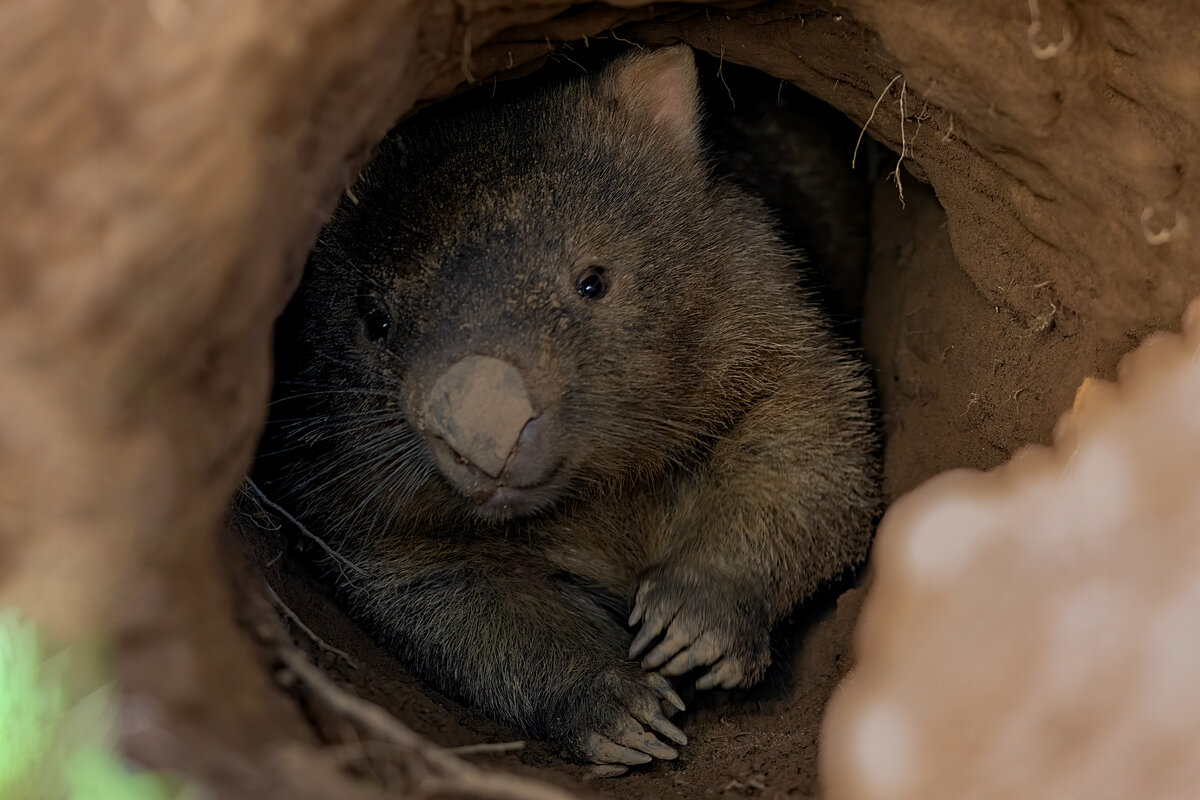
[0,609,185,800]
[0,608,64,795]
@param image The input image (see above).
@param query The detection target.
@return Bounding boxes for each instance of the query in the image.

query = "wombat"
[260,45,879,773]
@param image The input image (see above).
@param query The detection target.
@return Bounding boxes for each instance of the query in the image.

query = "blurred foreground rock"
[823,297,1200,800]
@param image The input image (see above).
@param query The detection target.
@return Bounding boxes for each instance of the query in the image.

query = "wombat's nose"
[424,355,535,478]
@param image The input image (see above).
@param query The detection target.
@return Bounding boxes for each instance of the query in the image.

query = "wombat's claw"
[630,581,719,672]
[590,764,630,778]
[583,731,654,765]
[654,631,722,674]
[629,569,769,690]
[695,659,744,690]
[570,663,688,771]
[619,677,688,746]
[643,622,751,689]
[646,671,687,715]
[583,717,678,765]
[627,590,651,627]
[627,577,679,657]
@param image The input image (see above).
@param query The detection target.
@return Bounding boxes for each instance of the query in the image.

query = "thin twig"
[243,479,367,577]
[278,649,576,800]
[458,0,476,82]
[608,30,643,49]
[264,582,356,667]
[888,78,910,207]
[941,112,956,142]
[717,45,735,109]
[446,741,527,756]
[852,73,902,169]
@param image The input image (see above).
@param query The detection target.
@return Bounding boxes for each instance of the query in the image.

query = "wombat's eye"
[364,308,391,340]
[576,268,608,300]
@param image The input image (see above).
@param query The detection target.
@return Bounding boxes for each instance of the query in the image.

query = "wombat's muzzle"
[419,355,559,515]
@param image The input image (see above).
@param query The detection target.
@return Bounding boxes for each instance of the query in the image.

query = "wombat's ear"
[601,45,701,150]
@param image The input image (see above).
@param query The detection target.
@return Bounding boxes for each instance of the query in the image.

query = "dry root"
[275,647,574,800]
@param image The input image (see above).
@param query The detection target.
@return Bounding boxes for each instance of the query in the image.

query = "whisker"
[269,388,396,406]
[336,444,432,541]
[279,427,426,500]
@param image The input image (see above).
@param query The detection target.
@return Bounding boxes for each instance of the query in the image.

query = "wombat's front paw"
[628,564,771,690]
[556,663,687,776]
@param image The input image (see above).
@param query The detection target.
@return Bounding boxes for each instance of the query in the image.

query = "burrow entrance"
[236,14,1193,800]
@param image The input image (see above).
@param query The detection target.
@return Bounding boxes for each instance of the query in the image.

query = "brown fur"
[258,46,879,767]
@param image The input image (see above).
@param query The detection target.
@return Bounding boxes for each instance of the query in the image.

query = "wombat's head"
[274,46,785,525]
